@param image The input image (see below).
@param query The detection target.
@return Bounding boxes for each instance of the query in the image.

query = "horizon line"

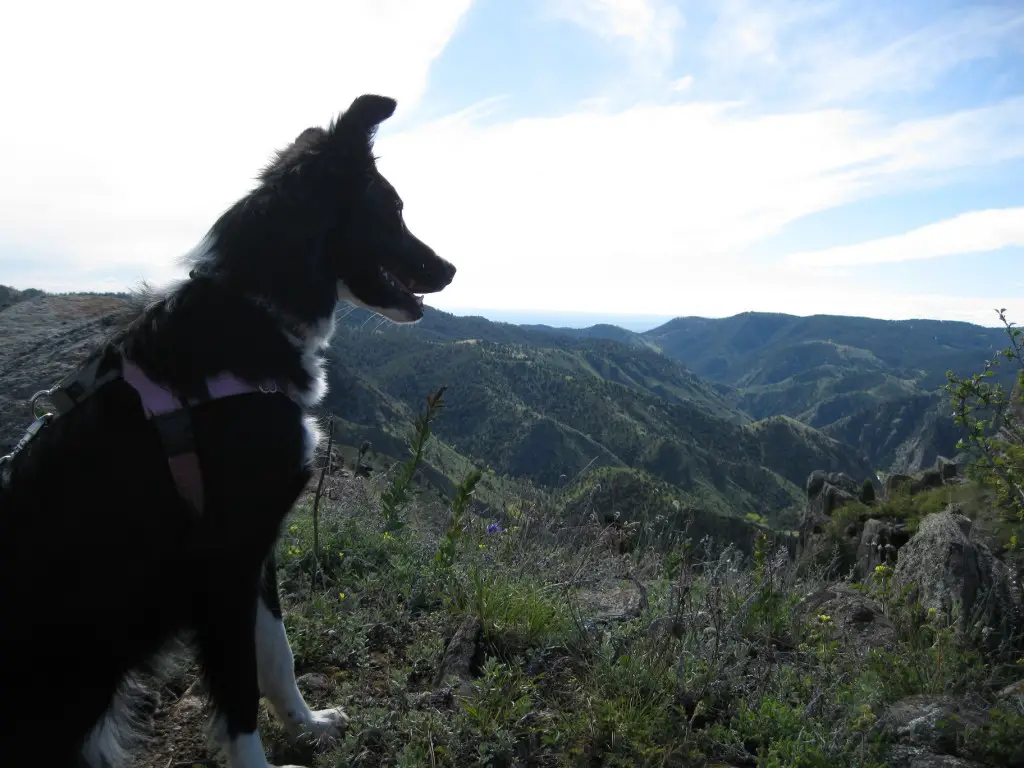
[1,284,1010,332]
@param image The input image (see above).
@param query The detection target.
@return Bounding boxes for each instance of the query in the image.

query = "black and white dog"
[0,94,455,767]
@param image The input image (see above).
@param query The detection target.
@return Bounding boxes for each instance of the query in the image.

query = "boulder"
[911,467,945,495]
[434,616,484,694]
[893,507,1024,639]
[884,459,960,501]
[997,678,1024,706]
[799,583,895,651]
[935,456,959,481]
[875,695,990,768]
[884,747,987,768]
[884,473,914,500]
[806,470,860,510]
[801,470,859,544]
[856,518,910,579]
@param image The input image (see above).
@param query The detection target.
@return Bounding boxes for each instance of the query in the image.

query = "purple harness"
[1,353,279,514]
[120,358,273,512]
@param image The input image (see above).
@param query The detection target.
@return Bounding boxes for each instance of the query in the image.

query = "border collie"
[0,94,455,768]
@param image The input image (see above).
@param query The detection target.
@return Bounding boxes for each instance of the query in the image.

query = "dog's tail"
[79,668,162,768]
[78,638,190,767]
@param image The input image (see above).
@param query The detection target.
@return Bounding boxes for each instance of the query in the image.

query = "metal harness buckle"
[0,357,115,487]
[0,413,54,486]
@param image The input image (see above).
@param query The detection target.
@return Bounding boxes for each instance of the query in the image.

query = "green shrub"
[946,310,1024,521]
[260,386,1022,768]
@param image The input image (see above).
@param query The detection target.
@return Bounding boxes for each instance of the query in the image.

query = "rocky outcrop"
[0,293,131,452]
[999,678,1024,706]
[801,470,859,545]
[911,466,946,495]
[884,472,914,499]
[875,695,994,768]
[857,517,910,577]
[799,583,895,651]
[434,616,484,695]
[893,508,1024,639]
[884,456,962,501]
[936,456,960,481]
[806,470,860,512]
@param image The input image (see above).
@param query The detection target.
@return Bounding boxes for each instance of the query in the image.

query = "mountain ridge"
[4,286,1003,529]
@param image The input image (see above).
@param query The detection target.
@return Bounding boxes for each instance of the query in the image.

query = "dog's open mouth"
[380,265,426,312]
[340,248,456,324]
[341,264,439,323]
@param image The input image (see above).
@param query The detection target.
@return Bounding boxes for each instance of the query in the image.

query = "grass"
[260,394,1024,768]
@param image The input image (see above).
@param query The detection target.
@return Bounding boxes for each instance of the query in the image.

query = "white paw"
[287,706,348,745]
[304,706,349,737]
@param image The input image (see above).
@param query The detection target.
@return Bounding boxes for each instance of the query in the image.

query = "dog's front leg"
[197,568,305,768]
[256,552,348,741]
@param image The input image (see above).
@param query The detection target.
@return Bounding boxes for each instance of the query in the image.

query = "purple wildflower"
[486,521,503,535]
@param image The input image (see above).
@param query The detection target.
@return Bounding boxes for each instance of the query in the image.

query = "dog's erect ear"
[294,127,327,147]
[339,94,397,138]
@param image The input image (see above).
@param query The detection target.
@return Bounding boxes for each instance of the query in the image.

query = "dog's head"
[197,94,455,324]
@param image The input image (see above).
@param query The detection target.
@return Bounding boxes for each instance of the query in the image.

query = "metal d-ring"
[29,388,56,420]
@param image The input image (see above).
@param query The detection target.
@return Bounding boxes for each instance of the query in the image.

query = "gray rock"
[577,583,643,626]
[885,473,915,499]
[295,672,332,696]
[801,471,859,546]
[807,470,860,508]
[997,678,1024,705]
[799,583,895,651]
[884,748,987,768]
[856,517,910,579]
[435,616,483,694]
[1,294,134,452]
[893,508,1024,638]
[876,695,989,767]
[935,456,959,481]
[911,467,946,495]
[646,615,686,641]
[408,687,455,711]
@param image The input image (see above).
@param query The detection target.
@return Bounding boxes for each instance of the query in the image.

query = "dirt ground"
[135,668,340,768]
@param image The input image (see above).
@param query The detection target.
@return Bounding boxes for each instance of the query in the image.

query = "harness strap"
[3,353,280,514]
[46,356,123,414]
[121,360,270,514]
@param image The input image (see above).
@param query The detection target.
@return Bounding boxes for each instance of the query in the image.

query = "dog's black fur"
[0,94,454,767]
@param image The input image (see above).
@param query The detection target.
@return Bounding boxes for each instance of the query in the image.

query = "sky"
[1,0,1022,328]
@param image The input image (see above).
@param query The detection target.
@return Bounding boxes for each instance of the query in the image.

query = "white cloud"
[547,0,683,75]
[698,1,1024,105]
[0,0,472,284]
[670,75,695,92]
[800,5,1024,103]
[1,0,1023,329]
[375,97,1024,320]
[784,208,1024,268]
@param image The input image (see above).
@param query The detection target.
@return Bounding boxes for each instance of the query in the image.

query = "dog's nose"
[441,259,457,285]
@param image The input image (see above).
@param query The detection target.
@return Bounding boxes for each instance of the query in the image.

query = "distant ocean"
[442,307,677,332]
